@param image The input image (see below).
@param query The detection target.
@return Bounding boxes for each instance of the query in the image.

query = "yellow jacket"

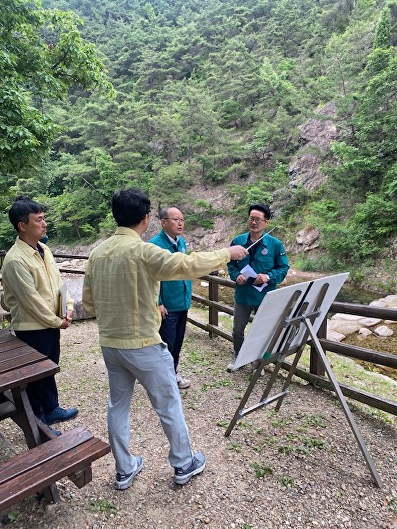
[82,227,230,349]
[1,237,73,330]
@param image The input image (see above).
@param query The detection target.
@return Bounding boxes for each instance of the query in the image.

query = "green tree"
[0,0,112,179]
[47,188,99,240]
[374,6,391,49]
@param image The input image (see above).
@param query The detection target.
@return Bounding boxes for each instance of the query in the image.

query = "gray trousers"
[102,343,193,476]
[232,302,258,356]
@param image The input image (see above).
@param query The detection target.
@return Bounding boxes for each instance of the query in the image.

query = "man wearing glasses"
[149,207,191,389]
[227,203,290,371]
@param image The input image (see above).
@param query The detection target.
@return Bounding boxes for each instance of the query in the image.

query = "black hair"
[111,188,151,227]
[248,203,271,220]
[8,195,44,232]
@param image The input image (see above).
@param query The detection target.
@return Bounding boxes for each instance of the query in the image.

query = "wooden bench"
[0,426,110,512]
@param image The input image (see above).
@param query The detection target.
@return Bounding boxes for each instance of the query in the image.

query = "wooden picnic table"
[0,330,60,448]
[0,330,110,512]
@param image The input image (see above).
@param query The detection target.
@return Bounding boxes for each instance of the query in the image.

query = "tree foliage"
[0,0,396,280]
[0,0,112,201]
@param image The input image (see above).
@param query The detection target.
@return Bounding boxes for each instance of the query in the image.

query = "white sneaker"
[176,373,191,389]
[226,359,240,372]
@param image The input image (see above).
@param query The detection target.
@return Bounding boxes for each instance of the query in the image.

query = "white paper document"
[240,264,267,292]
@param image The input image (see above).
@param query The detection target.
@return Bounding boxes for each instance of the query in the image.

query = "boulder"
[298,102,338,148]
[358,327,373,338]
[327,329,346,342]
[288,102,338,191]
[296,228,320,251]
[357,317,382,327]
[64,277,94,321]
[331,313,362,321]
[383,294,397,305]
[368,300,388,308]
[327,297,397,342]
[374,325,394,337]
[328,319,361,336]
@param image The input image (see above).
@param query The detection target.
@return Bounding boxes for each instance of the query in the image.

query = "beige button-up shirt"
[82,227,230,349]
[1,237,73,330]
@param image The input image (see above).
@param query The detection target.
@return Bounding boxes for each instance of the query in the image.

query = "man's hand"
[228,245,248,261]
[253,273,270,285]
[159,304,168,319]
[60,309,73,329]
[236,274,248,285]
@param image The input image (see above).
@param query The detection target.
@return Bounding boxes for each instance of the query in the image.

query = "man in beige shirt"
[82,188,247,490]
[1,196,78,435]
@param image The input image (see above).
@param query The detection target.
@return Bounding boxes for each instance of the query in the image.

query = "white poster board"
[233,273,349,369]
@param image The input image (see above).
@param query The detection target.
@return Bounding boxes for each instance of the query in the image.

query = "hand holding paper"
[240,265,267,292]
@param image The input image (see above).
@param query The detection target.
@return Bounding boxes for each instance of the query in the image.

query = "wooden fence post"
[310,317,326,376]
[208,272,219,338]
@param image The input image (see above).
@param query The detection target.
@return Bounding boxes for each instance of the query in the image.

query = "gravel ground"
[1,318,397,529]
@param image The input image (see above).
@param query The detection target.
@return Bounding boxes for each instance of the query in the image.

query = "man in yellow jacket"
[83,188,248,490]
[1,196,78,434]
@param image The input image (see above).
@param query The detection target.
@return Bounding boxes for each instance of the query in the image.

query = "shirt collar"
[115,226,142,240]
[164,232,179,245]
[16,236,40,256]
[245,232,267,248]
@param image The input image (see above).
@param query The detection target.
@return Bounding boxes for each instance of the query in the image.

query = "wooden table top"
[0,333,60,393]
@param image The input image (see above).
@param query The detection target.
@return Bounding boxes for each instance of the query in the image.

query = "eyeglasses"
[164,217,185,223]
[248,216,267,224]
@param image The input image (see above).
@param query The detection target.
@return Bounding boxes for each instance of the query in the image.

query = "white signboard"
[233,273,349,369]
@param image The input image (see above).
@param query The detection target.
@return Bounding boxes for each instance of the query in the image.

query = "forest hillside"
[1,0,397,293]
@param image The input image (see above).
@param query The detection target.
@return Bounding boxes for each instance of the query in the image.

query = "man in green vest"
[227,203,290,371]
[149,207,191,389]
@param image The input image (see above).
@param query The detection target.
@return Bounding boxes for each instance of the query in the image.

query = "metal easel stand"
[225,286,382,488]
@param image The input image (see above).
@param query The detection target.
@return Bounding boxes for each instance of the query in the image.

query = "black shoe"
[45,406,78,425]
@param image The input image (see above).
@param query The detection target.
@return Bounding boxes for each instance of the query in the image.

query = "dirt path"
[1,319,397,529]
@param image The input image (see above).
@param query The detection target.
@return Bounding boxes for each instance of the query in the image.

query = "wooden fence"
[189,272,397,416]
[1,251,396,415]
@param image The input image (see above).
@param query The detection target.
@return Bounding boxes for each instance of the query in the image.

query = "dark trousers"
[15,328,60,416]
[159,310,188,373]
[232,302,259,356]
